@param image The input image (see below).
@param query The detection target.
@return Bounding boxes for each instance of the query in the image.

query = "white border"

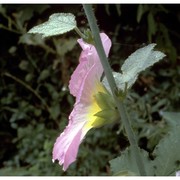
[0,1,179,4]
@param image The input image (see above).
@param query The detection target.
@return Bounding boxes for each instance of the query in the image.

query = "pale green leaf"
[103,44,165,91]
[102,72,126,93]
[28,13,76,38]
[121,44,164,81]
[110,147,154,176]
[152,125,180,176]
[119,44,165,90]
[160,111,180,128]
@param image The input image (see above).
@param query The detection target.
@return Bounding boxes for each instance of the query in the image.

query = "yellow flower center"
[84,82,111,130]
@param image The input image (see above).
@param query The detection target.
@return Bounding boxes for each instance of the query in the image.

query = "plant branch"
[0,24,22,34]
[83,4,146,176]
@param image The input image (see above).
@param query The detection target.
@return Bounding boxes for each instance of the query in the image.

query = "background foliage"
[0,4,179,175]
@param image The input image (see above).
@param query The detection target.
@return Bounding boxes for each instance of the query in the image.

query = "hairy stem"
[83,4,146,176]
[74,27,85,39]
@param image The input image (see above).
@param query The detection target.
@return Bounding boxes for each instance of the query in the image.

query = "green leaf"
[25,73,34,82]
[28,13,77,38]
[115,5,121,16]
[94,109,119,124]
[121,44,164,82]
[19,60,29,70]
[38,69,50,82]
[148,12,156,42]
[137,4,144,23]
[53,38,77,56]
[0,4,6,15]
[13,5,50,26]
[49,103,60,120]
[110,147,154,176]
[105,5,111,16]
[113,170,137,176]
[19,34,45,46]
[121,44,165,89]
[94,91,114,109]
[148,12,156,35]
[103,44,165,91]
[152,125,180,176]
[161,111,180,128]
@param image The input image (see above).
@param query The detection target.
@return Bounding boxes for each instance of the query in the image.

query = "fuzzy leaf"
[160,111,180,128]
[102,72,127,94]
[110,147,154,176]
[28,13,76,38]
[152,125,180,176]
[103,44,165,92]
[121,44,165,85]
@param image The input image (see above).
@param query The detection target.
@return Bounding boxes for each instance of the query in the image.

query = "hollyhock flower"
[52,33,118,171]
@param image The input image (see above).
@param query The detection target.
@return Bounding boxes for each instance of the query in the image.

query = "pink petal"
[62,128,82,171]
[79,64,102,104]
[78,32,112,57]
[53,33,112,171]
[52,103,89,171]
[52,61,105,170]
[69,33,111,99]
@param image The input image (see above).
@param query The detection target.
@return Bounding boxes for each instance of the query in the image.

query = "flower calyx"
[93,88,119,127]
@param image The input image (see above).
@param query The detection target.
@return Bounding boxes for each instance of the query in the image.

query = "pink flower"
[52,33,113,171]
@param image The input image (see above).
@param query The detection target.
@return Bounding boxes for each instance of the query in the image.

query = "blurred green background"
[0,4,179,175]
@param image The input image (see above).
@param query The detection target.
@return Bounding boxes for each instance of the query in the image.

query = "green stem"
[83,4,146,176]
[0,24,22,34]
[74,27,85,39]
